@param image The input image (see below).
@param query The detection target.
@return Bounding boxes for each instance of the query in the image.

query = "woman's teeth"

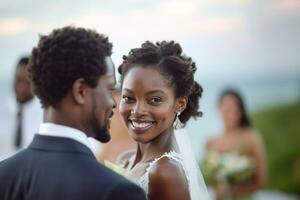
[131,121,153,128]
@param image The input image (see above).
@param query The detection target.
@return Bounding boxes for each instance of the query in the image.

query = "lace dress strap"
[138,151,189,195]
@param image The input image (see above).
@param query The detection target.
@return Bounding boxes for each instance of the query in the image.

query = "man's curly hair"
[119,41,203,125]
[28,26,112,108]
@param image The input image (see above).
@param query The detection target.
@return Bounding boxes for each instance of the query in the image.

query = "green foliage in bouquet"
[201,151,220,185]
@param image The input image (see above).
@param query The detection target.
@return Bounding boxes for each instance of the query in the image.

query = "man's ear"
[72,78,88,105]
[175,96,188,113]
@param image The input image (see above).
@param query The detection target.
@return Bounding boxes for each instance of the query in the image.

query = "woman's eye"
[149,97,162,104]
[122,96,134,103]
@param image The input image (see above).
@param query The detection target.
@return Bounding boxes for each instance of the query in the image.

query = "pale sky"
[0,0,300,81]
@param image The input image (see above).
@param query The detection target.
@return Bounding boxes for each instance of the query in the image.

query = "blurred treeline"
[252,99,300,195]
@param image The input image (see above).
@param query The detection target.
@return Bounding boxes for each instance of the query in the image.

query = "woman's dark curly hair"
[28,26,112,108]
[219,89,252,128]
[118,41,203,125]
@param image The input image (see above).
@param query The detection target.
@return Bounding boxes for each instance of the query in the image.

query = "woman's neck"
[224,125,252,135]
[224,126,241,135]
[135,127,178,164]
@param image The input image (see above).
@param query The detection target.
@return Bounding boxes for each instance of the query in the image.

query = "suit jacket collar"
[29,134,95,159]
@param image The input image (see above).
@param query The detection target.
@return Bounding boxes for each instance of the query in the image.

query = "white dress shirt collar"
[38,123,93,152]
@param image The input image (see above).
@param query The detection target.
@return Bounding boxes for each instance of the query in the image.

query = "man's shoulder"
[0,148,28,162]
[0,150,146,200]
[104,180,147,200]
[0,149,29,178]
[63,157,147,199]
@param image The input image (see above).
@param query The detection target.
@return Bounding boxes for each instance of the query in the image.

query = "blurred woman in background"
[204,89,267,200]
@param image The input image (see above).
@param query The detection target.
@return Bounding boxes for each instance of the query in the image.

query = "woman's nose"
[131,102,145,116]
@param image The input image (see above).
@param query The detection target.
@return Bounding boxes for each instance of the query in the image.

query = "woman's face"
[119,67,180,144]
[219,94,242,129]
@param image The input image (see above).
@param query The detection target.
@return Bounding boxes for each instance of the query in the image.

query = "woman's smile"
[128,118,156,134]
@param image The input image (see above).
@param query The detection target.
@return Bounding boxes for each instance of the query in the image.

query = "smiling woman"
[120,67,180,143]
[118,41,210,200]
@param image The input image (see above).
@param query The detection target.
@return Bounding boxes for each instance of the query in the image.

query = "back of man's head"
[28,26,113,108]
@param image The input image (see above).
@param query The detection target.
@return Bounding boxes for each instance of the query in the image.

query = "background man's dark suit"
[0,134,146,200]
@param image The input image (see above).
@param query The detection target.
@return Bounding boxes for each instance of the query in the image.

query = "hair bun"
[192,81,202,97]
[159,41,182,56]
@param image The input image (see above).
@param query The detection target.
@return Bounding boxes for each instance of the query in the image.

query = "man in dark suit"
[0,26,146,200]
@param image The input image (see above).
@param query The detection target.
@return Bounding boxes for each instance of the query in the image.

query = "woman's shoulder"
[146,152,188,186]
[147,154,190,198]
[241,128,265,151]
[148,153,186,181]
[242,128,262,141]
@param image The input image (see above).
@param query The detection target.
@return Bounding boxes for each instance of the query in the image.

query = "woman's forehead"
[123,67,170,87]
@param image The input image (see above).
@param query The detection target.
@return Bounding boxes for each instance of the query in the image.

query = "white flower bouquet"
[201,151,255,186]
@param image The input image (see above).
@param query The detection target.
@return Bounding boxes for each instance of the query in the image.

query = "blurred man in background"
[0,56,43,159]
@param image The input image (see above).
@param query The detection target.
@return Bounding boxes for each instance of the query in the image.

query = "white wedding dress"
[138,151,184,194]
[137,129,210,200]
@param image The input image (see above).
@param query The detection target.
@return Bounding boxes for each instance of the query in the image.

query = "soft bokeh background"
[1,0,299,199]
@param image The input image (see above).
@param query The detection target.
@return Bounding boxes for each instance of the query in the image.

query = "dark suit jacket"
[0,134,146,200]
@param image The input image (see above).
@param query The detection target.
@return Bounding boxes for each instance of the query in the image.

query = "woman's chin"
[129,132,150,144]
